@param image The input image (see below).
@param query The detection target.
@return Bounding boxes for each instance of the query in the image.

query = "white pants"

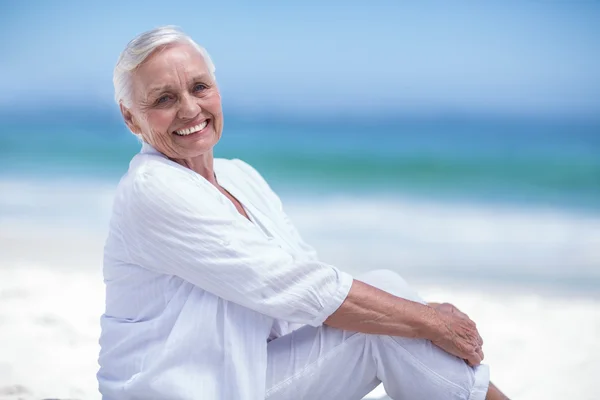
[265,270,490,400]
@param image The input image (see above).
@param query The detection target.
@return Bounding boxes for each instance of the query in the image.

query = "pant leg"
[265,269,490,400]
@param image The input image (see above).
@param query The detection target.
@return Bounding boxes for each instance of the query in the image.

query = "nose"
[177,93,201,120]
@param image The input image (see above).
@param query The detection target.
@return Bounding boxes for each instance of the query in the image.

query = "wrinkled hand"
[427,302,484,367]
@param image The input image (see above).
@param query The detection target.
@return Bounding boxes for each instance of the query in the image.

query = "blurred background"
[0,1,599,399]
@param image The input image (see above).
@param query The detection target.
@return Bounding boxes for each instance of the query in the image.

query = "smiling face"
[121,42,223,161]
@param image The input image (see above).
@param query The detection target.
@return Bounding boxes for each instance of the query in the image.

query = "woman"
[98,25,509,400]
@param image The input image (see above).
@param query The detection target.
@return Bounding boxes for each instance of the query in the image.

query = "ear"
[120,103,141,134]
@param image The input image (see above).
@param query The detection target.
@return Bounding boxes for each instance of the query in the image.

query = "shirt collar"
[140,141,161,156]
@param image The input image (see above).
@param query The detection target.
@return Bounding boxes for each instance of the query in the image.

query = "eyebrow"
[147,85,174,97]
[146,74,211,97]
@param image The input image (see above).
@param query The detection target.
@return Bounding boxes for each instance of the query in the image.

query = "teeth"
[175,120,208,136]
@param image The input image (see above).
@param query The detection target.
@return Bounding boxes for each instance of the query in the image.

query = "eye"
[156,94,173,105]
[193,83,208,92]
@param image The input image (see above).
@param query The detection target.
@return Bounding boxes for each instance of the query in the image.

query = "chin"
[181,136,219,157]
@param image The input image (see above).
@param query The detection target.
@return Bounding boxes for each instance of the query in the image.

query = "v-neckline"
[220,185,255,224]
[214,159,297,249]
[213,162,258,226]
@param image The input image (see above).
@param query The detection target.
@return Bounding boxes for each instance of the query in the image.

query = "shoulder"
[215,157,262,177]
[215,157,272,189]
[215,157,282,207]
[131,153,198,192]
[116,152,216,212]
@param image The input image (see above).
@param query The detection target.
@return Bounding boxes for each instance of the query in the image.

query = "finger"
[475,346,484,362]
[469,326,484,346]
[465,343,482,367]
[467,352,482,367]
[476,346,484,362]
[465,322,483,346]
[470,331,483,347]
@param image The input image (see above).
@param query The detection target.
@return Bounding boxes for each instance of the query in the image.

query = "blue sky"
[1,1,599,118]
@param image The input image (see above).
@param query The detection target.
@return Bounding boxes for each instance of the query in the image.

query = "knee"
[375,335,491,400]
[356,269,425,304]
[358,269,405,287]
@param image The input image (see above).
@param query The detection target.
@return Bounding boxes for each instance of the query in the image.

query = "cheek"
[146,110,175,133]
[208,97,224,131]
[206,92,223,116]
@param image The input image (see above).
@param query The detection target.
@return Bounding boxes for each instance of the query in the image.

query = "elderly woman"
[98,26,510,400]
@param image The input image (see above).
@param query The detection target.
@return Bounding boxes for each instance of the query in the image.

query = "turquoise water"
[1,106,599,211]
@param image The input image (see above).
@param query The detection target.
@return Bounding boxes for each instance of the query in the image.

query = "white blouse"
[97,142,354,400]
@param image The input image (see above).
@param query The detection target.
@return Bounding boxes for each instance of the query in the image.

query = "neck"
[174,152,218,185]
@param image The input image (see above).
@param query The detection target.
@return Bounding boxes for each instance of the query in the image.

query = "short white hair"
[113,25,216,107]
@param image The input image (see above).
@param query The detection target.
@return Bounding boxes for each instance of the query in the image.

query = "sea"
[0,105,599,400]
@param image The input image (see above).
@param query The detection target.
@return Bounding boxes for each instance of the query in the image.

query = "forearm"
[324,279,438,339]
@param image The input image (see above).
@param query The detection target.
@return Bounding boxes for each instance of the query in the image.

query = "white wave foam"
[2,176,599,284]
[282,195,600,284]
[2,176,600,284]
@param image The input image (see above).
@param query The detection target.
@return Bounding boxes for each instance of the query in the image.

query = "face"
[121,42,223,161]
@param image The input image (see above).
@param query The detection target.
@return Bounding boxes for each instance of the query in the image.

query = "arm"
[325,280,485,366]
[324,279,433,338]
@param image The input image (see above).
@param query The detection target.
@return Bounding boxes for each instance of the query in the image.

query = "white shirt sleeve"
[119,159,353,327]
